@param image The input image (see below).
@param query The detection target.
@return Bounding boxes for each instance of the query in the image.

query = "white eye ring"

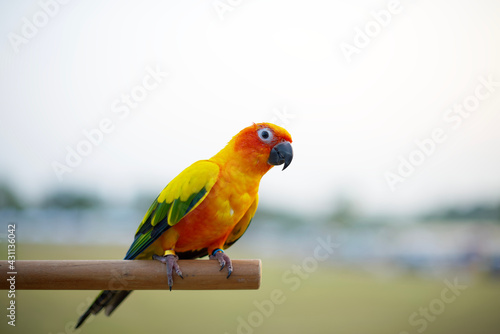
[257,128,273,143]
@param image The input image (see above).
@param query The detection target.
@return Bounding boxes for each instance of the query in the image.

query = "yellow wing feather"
[126,160,219,260]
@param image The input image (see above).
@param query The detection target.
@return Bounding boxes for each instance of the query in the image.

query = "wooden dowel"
[0,260,261,290]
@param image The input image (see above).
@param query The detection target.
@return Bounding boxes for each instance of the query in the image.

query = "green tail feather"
[75,290,132,329]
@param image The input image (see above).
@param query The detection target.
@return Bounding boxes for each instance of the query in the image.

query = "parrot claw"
[209,250,233,279]
[153,254,183,291]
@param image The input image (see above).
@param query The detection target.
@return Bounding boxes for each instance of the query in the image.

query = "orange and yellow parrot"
[75,122,293,328]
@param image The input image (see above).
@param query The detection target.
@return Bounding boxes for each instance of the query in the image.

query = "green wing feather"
[224,195,259,248]
[124,160,219,260]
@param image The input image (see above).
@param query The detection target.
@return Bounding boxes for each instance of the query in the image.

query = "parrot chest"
[171,168,260,251]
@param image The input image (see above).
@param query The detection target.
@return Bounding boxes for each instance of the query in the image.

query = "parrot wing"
[224,195,258,248]
[124,160,219,260]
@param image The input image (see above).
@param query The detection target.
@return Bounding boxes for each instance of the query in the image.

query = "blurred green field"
[2,244,500,334]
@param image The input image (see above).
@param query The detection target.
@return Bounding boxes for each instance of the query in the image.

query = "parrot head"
[226,122,293,175]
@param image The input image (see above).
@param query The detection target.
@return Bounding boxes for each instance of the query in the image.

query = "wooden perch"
[0,259,261,290]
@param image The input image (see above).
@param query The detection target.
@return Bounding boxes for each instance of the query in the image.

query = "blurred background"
[1,0,499,333]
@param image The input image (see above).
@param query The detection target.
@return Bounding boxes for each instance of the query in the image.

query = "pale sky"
[1,0,499,216]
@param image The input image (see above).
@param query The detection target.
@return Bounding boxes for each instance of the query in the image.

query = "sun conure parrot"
[75,122,293,328]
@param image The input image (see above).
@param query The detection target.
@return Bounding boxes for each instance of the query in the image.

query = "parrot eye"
[257,128,273,143]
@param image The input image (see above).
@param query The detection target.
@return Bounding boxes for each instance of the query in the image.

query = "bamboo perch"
[0,260,261,290]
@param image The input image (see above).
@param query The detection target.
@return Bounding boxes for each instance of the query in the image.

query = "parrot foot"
[209,249,233,278]
[153,253,183,291]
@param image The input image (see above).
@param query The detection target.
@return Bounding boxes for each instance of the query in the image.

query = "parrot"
[75,122,293,328]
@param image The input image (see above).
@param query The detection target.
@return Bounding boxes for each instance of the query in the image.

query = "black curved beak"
[268,141,293,170]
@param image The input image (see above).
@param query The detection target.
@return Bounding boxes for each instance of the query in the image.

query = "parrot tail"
[75,290,132,329]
